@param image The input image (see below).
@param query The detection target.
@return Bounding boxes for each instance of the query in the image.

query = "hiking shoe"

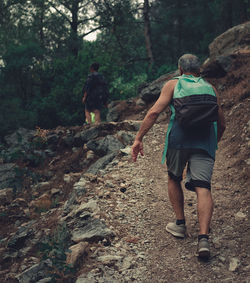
[166,222,186,238]
[198,238,210,258]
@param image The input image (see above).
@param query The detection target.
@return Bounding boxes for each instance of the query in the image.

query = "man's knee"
[168,171,182,183]
[168,174,182,191]
[195,187,213,198]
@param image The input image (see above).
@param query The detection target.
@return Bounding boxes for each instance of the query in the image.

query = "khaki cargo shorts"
[166,148,215,191]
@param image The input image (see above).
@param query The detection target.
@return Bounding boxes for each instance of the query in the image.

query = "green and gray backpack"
[161,74,218,164]
[173,75,218,128]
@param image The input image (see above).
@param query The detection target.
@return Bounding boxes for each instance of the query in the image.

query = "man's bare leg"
[168,176,185,220]
[85,109,91,124]
[93,109,101,124]
[195,187,213,235]
[166,176,186,238]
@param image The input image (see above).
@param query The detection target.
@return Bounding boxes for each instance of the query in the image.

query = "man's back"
[85,72,108,105]
[82,62,109,124]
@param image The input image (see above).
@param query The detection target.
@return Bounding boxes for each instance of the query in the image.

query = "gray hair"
[178,54,200,73]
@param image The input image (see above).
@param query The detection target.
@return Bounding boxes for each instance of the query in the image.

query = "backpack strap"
[161,103,175,164]
[172,76,181,80]
[161,76,180,164]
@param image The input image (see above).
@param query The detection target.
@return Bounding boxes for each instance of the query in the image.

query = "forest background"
[0,0,249,139]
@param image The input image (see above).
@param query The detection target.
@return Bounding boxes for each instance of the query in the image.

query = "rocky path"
[76,122,250,283]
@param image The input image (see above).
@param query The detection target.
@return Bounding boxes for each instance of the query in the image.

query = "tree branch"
[48,1,71,24]
[78,15,99,25]
[126,57,150,64]
[80,25,106,38]
[57,0,71,11]
[79,0,93,10]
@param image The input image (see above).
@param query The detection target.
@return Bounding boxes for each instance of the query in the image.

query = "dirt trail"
[125,121,250,282]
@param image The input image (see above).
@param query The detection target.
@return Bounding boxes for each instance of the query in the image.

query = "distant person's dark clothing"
[82,72,108,112]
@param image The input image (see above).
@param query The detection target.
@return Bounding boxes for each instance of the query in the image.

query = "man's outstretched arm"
[131,79,177,162]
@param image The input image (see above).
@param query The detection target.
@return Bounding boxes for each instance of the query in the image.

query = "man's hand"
[131,140,144,162]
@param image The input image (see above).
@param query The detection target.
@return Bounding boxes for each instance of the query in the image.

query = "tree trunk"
[176,0,182,57]
[221,0,233,31]
[143,0,154,68]
[38,2,45,47]
[71,0,79,57]
[238,0,249,23]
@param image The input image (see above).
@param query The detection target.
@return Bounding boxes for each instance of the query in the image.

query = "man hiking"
[82,62,109,124]
[131,54,226,258]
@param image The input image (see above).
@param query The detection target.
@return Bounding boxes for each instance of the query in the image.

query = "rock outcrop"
[202,21,250,78]
[139,71,179,103]
[209,21,250,58]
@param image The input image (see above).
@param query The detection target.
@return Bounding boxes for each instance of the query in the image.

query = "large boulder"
[7,222,34,249]
[201,55,234,78]
[106,100,139,122]
[15,260,52,283]
[106,101,124,122]
[4,128,35,149]
[86,135,124,156]
[209,22,250,58]
[74,127,100,146]
[66,242,88,267]
[202,22,250,78]
[75,121,140,142]
[87,152,117,175]
[139,71,179,103]
[71,218,114,243]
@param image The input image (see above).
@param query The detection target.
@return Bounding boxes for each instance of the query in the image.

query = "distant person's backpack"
[86,72,109,105]
[173,75,218,128]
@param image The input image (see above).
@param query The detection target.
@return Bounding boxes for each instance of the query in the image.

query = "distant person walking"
[82,62,109,124]
[131,54,226,258]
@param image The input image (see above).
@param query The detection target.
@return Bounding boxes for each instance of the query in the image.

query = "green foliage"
[0,97,36,137]
[39,223,75,281]
[147,64,177,82]
[0,0,249,135]
[33,55,86,128]
[110,74,147,101]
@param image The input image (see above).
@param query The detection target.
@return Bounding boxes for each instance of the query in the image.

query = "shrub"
[110,73,147,100]
[39,223,75,281]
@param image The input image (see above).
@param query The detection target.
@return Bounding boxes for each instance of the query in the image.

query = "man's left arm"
[131,79,177,162]
[82,92,87,104]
